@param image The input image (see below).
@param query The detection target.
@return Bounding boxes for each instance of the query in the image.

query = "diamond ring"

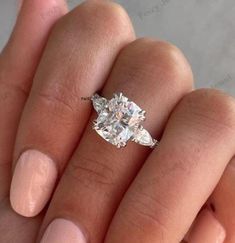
[91,93,159,148]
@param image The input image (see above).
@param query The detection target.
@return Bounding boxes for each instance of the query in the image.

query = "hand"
[0,1,235,242]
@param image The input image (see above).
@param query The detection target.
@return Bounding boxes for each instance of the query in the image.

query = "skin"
[0,0,235,242]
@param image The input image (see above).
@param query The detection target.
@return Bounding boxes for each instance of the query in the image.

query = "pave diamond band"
[91,93,159,148]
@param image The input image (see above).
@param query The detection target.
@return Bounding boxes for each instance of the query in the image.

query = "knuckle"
[54,0,134,41]
[0,80,28,102]
[182,88,235,131]
[0,58,29,99]
[37,0,67,22]
[79,1,133,35]
[121,38,193,90]
[34,87,78,117]
[67,153,116,189]
[125,189,169,241]
[147,39,193,86]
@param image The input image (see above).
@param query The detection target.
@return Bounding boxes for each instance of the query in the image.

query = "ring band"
[91,93,159,148]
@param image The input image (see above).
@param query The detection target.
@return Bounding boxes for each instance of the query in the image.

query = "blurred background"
[0,0,234,96]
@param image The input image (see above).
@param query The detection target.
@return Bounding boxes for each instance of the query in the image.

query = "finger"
[104,89,235,243]
[10,0,135,218]
[207,157,235,242]
[0,0,68,241]
[38,38,193,243]
[186,209,226,243]
[0,0,68,201]
[0,197,44,243]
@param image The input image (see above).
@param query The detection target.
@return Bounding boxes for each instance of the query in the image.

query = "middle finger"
[10,0,134,218]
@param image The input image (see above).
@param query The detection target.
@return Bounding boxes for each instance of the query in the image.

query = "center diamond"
[92,93,145,148]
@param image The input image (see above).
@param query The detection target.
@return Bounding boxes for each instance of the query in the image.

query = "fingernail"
[10,150,58,217]
[188,209,226,243]
[41,218,87,243]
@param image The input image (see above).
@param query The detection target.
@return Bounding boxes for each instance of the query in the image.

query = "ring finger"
[38,38,193,243]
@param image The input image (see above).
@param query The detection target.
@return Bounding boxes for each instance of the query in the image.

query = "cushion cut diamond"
[92,93,157,148]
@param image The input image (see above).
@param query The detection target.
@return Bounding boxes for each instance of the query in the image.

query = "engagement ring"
[91,93,159,148]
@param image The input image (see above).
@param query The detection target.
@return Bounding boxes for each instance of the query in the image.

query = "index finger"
[0,0,68,200]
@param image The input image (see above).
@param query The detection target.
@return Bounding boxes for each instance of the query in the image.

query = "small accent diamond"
[91,94,107,113]
[132,126,158,148]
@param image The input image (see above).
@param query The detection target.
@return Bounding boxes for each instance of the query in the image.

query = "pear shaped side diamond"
[91,94,107,113]
[132,127,158,147]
